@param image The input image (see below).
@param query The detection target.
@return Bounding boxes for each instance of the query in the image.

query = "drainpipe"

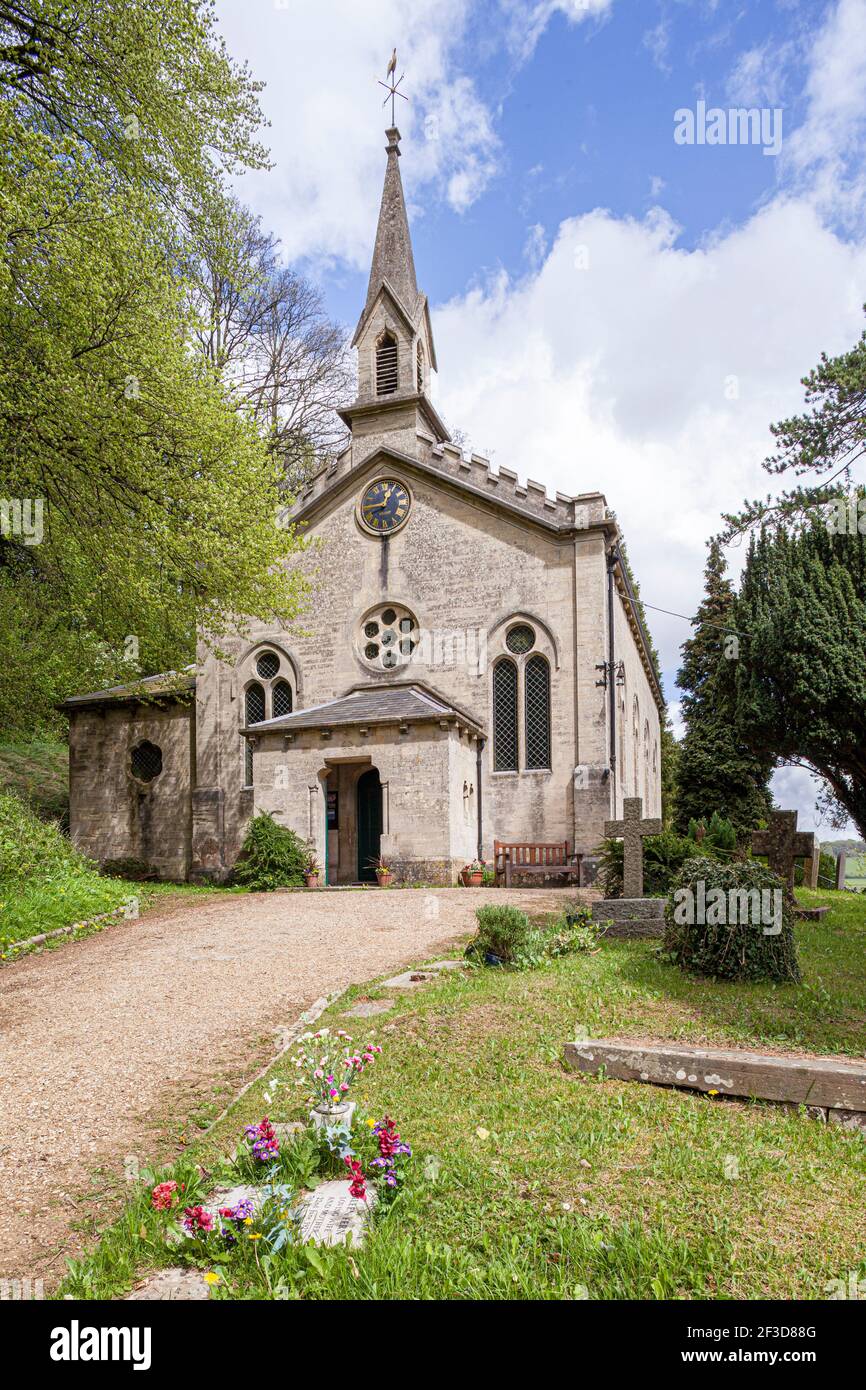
[606,548,617,809]
[476,737,485,861]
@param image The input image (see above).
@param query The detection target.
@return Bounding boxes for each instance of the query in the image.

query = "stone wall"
[252,721,478,885]
[192,447,662,878]
[68,701,193,880]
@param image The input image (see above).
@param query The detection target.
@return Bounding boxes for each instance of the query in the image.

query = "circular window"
[358,603,418,671]
[256,651,280,680]
[130,741,163,783]
[506,624,536,654]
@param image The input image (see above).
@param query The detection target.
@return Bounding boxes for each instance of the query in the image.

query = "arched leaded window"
[416,341,424,392]
[644,719,651,810]
[272,680,293,718]
[632,696,640,797]
[376,331,398,395]
[492,659,518,772]
[525,654,551,770]
[244,682,265,786]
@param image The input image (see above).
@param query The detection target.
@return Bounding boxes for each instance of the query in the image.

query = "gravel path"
[0,885,581,1284]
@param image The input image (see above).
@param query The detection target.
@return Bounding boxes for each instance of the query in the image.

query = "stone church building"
[65,126,663,885]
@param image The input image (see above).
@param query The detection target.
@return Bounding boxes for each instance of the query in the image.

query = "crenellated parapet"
[282,433,610,535]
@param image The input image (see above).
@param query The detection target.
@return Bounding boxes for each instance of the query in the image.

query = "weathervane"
[378,47,408,126]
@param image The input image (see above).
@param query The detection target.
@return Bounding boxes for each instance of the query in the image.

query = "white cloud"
[644,17,672,75]
[499,0,615,61]
[431,197,866,841]
[782,0,866,224]
[215,0,500,268]
[523,222,548,268]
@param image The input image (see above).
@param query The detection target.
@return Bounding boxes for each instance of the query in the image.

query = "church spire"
[362,127,418,319]
[340,88,449,455]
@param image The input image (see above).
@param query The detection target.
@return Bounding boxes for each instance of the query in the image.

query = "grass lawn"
[0,875,235,954]
[58,887,866,1301]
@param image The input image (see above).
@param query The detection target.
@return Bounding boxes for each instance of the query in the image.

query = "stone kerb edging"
[1,902,134,958]
[563,1038,866,1131]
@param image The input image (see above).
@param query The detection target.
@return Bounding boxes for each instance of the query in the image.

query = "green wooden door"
[356,768,382,882]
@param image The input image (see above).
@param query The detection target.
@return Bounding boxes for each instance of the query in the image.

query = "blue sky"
[325,0,812,321]
[216,0,866,832]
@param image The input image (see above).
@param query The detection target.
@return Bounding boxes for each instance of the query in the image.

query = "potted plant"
[291,1028,383,1130]
[463,859,484,887]
[371,856,393,888]
[304,853,320,888]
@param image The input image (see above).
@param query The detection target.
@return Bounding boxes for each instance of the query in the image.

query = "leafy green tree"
[0,2,309,733]
[726,520,866,841]
[675,541,774,834]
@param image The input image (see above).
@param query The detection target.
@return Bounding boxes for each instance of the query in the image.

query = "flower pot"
[309,1100,356,1133]
[375,870,393,888]
[467,872,483,887]
[304,873,320,888]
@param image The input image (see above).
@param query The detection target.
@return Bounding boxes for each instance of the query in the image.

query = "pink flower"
[151,1180,178,1211]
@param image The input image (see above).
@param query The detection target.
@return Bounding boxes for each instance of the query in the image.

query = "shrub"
[687,812,738,857]
[465,903,532,964]
[0,791,81,881]
[0,792,131,946]
[232,813,309,890]
[663,856,800,983]
[599,830,708,898]
[102,857,158,881]
[466,901,603,967]
[544,905,604,958]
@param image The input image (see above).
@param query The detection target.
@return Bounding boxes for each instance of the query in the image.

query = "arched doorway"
[356,767,382,882]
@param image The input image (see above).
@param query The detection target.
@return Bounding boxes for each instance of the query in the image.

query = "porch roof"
[243,682,484,739]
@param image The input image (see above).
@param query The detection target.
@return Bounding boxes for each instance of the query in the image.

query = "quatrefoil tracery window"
[358,603,419,672]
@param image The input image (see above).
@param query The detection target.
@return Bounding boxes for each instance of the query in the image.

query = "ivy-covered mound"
[663,857,800,983]
[232,813,309,890]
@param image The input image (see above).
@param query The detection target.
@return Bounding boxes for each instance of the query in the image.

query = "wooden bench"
[493,840,581,888]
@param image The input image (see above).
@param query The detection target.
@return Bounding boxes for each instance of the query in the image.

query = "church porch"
[246,685,483,886]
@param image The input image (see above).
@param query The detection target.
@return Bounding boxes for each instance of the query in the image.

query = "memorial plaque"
[296,1179,375,1247]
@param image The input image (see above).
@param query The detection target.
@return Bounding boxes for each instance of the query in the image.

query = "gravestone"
[591,796,665,934]
[295,1179,376,1246]
[126,1268,211,1301]
[342,998,395,1018]
[751,811,816,898]
[604,797,663,898]
[380,969,436,989]
[189,1183,259,1235]
[835,851,847,892]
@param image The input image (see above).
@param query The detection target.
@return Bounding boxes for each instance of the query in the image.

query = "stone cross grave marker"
[604,797,662,899]
[751,810,816,897]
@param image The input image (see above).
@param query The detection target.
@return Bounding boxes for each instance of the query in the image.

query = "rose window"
[359,604,419,671]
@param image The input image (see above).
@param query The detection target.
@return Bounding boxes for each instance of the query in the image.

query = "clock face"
[359,478,411,535]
